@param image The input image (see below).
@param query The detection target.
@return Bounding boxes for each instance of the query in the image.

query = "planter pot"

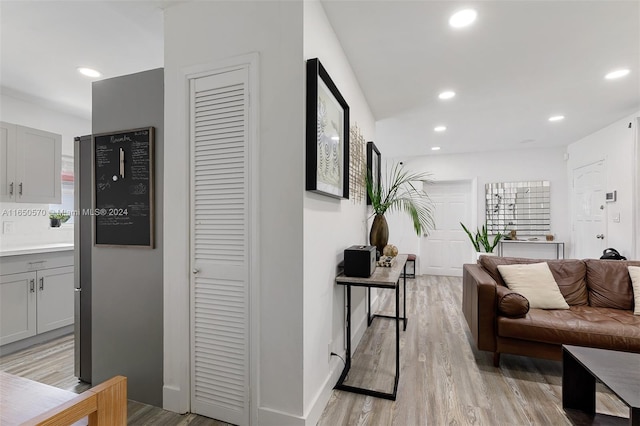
[476,251,497,260]
[369,214,389,255]
[50,218,61,228]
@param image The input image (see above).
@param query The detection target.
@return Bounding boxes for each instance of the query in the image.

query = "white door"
[421,181,474,276]
[190,66,251,426]
[572,160,607,259]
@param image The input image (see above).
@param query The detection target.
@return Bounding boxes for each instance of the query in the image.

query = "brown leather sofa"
[462,256,640,366]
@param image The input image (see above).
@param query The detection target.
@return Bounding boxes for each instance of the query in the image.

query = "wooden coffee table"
[562,345,640,426]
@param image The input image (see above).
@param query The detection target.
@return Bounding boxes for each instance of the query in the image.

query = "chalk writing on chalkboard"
[93,127,154,248]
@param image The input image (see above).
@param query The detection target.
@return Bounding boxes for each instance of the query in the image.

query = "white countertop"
[0,243,74,257]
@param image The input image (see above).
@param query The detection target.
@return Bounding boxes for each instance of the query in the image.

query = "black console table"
[335,254,408,400]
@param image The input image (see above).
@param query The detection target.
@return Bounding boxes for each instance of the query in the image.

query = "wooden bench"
[0,372,127,425]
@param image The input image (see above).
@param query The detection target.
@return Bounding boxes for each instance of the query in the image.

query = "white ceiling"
[0,0,167,119]
[1,1,638,157]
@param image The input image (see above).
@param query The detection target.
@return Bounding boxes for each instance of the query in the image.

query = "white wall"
[567,111,639,259]
[0,93,90,248]
[302,0,376,423]
[1,93,90,156]
[163,1,306,423]
[384,146,570,261]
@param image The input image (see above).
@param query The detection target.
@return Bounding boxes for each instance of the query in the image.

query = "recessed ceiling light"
[431,147,441,151]
[449,9,477,28]
[548,115,565,122]
[434,126,447,132]
[438,91,456,100]
[605,69,630,80]
[77,67,101,78]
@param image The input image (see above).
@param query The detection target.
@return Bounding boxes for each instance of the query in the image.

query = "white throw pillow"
[497,262,569,310]
[628,266,640,315]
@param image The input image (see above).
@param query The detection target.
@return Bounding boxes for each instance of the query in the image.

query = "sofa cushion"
[496,285,529,318]
[498,262,569,309]
[497,305,640,352]
[629,266,640,315]
[585,259,640,310]
[479,256,588,305]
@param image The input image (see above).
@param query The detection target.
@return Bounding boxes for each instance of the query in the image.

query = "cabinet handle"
[30,279,35,293]
[9,182,13,196]
[39,277,44,291]
[19,182,23,196]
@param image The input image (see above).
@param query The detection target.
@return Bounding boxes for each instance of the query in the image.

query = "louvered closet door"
[190,67,250,426]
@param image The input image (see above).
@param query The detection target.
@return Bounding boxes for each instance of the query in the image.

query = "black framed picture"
[366,141,381,205]
[306,58,350,199]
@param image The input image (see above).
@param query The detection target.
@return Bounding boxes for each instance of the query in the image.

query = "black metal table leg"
[335,281,400,401]
[403,264,407,331]
[393,275,400,396]
[367,287,372,326]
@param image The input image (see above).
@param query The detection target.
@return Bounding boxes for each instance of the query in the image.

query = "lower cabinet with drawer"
[0,252,74,346]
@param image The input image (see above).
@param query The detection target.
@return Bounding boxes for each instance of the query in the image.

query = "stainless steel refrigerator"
[74,135,92,383]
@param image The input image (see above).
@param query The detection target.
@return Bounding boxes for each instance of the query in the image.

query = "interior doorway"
[421,180,475,277]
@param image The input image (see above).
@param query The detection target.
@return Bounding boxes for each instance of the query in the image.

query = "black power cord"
[330,352,345,366]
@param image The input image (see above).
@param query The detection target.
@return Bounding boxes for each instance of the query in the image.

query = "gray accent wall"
[91,68,164,406]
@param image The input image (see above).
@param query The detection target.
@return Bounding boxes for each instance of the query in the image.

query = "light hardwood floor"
[317,275,629,425]
[1,275,629,425]
[0,334,228,425]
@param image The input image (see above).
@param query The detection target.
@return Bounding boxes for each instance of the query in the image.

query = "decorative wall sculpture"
[349,124,366,203]
[485,181,550,236]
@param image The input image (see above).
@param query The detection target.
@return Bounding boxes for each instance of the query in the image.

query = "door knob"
[596,234,604,239]
[192,268,200,274]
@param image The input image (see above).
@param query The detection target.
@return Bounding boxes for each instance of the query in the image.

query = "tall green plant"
[366,163,435,236]
[460,222,503,253]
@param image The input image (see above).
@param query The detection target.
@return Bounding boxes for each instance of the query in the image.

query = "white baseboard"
[302,292,380,425]
[163,385,189,414]
[257,406,305,426]
[303,354,345,425]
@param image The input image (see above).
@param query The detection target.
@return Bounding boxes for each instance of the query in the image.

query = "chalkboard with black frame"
[93,127,154,247]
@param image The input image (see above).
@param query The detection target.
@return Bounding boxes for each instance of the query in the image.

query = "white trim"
[634,118,640,259]
[163,53,260,420]
[162,64,192,414]
[257,407,305,426]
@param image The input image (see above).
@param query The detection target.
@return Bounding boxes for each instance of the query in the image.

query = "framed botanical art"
[366,141,381,205]
[306,58,350,199]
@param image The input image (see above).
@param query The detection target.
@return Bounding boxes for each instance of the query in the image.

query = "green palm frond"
[366,163,435,236]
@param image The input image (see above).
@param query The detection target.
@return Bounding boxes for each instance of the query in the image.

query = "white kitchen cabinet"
[0,252,74,346]
[0,122,17,202]
[0,272,37,345]
[36,266,74,334]
[0,121,61,203]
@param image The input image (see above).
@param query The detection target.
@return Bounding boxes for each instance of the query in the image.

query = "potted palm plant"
[460,222,503,258]
[366,163,435,254]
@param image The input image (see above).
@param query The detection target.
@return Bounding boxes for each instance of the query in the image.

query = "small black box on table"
[344,245,376,278]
